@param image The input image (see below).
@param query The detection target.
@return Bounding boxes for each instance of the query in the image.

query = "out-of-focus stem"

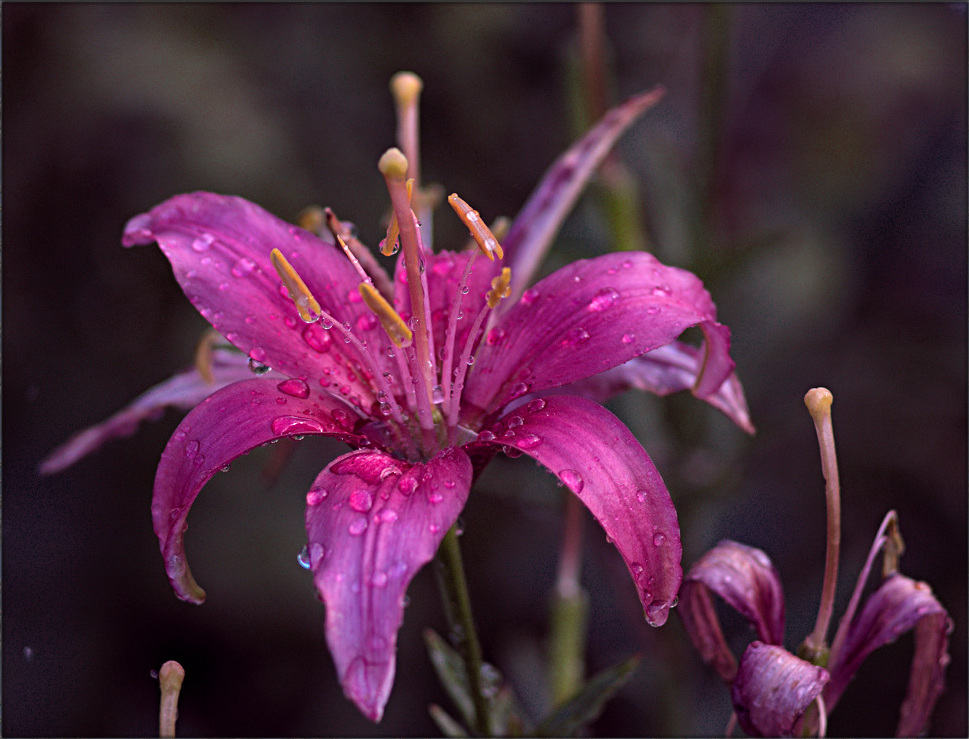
[549,492,589,705]
[435,525,491,736]
[158,660,185,738]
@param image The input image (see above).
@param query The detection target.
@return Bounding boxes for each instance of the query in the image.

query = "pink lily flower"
[679,390,949,737]
[42,75,752,721]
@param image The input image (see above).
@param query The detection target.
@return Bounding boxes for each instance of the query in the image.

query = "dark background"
[4,3,966,736]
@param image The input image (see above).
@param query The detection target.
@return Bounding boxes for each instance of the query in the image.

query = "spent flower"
[42,73,752,721]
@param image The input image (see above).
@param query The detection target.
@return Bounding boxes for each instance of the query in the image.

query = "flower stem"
[434,524,491,735]
[549,492,589,706]
[803,388,841,660]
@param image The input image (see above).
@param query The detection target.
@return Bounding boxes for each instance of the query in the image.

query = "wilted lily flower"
[42,73,752,721]
[679,388,950,737]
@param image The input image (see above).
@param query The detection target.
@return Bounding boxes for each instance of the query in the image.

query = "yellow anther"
[448,193,504,261]
[381,178,415,257]
[296,205,326,235]
[270,248,322,323]
[390,71,423,108]
[194,328,222,384]
[360,282,413,347]
[378,147,409,181]
[487,267,513,308]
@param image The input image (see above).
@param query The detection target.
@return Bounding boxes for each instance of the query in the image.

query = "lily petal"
[478,395,681,626]
[558,342,755,434]
[500,87,666,299]
[825,573,950,736]
[731,641,830,738]
[305,447,472,721]
[465,251,735,419]
[679,541,786,682]
[123,192,393,405]
[39,348,257,475]
[153,377,367,603]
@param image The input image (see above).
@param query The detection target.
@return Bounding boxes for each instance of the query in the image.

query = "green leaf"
[428,704,470,738]
[425,628,476,729]
[534,654,641,737]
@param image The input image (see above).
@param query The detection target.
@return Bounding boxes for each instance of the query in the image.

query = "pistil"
[801,387,841,663]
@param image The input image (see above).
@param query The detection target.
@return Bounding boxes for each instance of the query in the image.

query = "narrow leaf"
[428,704,470,738]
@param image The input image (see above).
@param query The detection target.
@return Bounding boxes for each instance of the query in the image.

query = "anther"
[194,328,223,383]
[360,282,413,347]
[296,205,326,235]
[487,267,513,308]
[448,194,504,261]
[270,248,322,323]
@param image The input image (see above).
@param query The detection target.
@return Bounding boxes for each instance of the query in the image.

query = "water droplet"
[349,489,374,512]
[646,305,660,315]
[561,327,591,347]
[348,518,368,536]
[249,347,268,362]
[622,333,636,344]
[428,490,444,504]
[506,415,524,429]
[249,357,271,375]
[520,287,540,305]
[651,284,672,297]
[559,469,584,493]
[486,326,506,346]
[645,599,671,627]
[466,355,475,366]
[653,532,667,547]
[183,440,200,459]
[636,490,648,504]
[398,476,419,496]
[306,488,328,505]
[356,313,378,332]
[371,571,388,588]
[191,234,214,252]
[277,378,310,399]
[297,545,312,569]
[270,416,325,436]
[510,381,529,398]
[377,508,399,524]
[477,430,496,442]
[517,433,542,449]
[526,398,547,414]
[588,287,620,311]
[432,384,445,404]
[502,446,523,458]
[231,257,257,277]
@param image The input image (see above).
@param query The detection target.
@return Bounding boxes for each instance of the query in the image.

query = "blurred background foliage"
[4,3,966,736]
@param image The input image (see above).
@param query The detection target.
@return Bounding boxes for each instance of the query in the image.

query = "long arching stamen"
[325,207,395,299]
[439,251,480,416]
[802,387,841,661]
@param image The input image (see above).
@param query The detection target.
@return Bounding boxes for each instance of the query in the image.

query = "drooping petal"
[731,641,830,738]
[464,251,736,420]
[475,395,681,626]
[499,87,666,299]
[305,447,472,721]
[122,192,395,407]
[39,348,258,475]
[153,377,367,603]
[824,573,950,736]
[679,541,786,682]
[555,342,755,434]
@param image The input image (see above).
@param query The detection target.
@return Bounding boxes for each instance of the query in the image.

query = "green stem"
[435,524,491,736]
[549,492,589,706]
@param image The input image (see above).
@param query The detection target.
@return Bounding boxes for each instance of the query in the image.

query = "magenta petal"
[122,192,393,402]
[501,87,666,296]
[465,251,736,416]
[39,349,257,475]
[731,642,830,738]
[153,378,367,603]
[680,541,785,683]
[825,573,950,735]
[481,395,681,626]
[305,447,472,722]
[560,342,755,434]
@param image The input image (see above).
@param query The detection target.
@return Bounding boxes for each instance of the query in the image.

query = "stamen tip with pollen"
[390,71,423,106]
[804,387,833,421]
[378,148,409,181]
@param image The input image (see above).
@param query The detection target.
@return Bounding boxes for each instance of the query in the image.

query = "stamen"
[324,207,396,300]
[439,252,480,415]
[802,387,841,659]
[335,233,371,284]
[390,72,423,187]
[487,267,513,308]
[270,248,322,323]
[359,282,413,347]
[194,328,223,383]
[448,194,504,261]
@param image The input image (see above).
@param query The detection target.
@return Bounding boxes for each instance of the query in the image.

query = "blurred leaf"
[428,704,470,738]
[424,628,527,737]
[534,654,641,737]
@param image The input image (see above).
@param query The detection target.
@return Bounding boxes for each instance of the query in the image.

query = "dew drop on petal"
[231,257,257,277]
[428,491,444,504]
[296,544,312,569]
[183,440,200,459]
[651,284,672,297]
[635,490,648,504]
[486,326,506,346]
[517,433,543,449]
[349,489,374,512]
[348,518,368,536]
[398,476,419,496]
[371,571,388,588]
[520,287,540,305]
[306,488,328,506]
[270,416,326,436]
[526,398,547,414]
[277,378,310,399]
[377,508,399,524]
[588,287,620,311]
[559,469,584,493]
[652,532,667,547]
[191,234,214,252]
[646,305,660,315]
[477,430,496,442]
[645,599,671,627]
[622,333,636,344]
[561,327,591,347]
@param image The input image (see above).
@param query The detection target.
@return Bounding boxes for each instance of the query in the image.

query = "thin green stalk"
[435,524,491,736]
[549,492,589,705]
